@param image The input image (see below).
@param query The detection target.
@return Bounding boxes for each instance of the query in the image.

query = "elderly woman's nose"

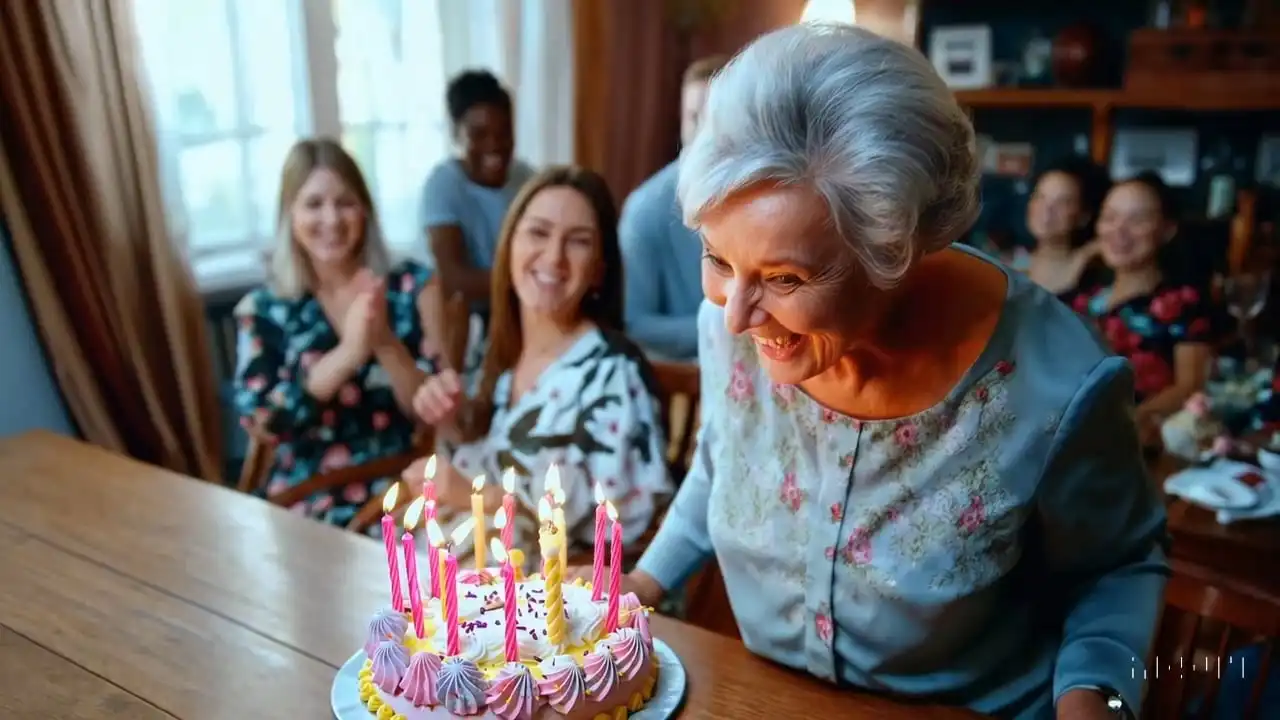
[723,283,766,335]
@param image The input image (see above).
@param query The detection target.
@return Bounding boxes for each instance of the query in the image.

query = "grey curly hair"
[677,23,980,288]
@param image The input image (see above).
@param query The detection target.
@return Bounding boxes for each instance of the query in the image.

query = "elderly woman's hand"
[565,566,666,608]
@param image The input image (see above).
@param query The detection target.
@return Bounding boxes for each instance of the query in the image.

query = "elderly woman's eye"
[702,252,730,271]
[768,273,803,288]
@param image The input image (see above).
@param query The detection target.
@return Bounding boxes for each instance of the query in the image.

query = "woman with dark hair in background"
[418,70,536,376]
[1023,158,1110,298]
[1067,172,1215,444]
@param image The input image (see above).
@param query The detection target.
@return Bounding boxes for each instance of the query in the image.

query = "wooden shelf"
[954,88,1280,112]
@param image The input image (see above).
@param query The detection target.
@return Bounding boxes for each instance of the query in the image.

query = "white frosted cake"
[357,571,657,720]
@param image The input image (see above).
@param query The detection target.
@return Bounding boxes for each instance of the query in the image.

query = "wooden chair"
[1145,558,1280,719]
[651,360,701,482]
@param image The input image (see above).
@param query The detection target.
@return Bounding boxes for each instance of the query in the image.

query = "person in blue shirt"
[618,56,727,360]
[419,70,536,315]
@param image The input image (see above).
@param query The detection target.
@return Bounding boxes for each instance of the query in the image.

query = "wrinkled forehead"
[699,183,844,266]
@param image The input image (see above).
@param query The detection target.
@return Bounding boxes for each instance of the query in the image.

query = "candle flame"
[490,538,507,563]
[593,482,605,505]
[494,506,508,530]
[426,518,445,547]
[537,497,553,523]
[382,483,401,513]
[545,464,562,495]
[502,467,516,493]
[403,497,425,530]
[451,517,476,546]
[472,474,486,493]
[606,501,618,522]
[424,454,437,480]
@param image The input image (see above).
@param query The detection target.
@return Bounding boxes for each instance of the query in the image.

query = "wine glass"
[1223,270,1272,368]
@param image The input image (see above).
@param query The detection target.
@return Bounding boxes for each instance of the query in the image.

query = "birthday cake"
[357,571,658,720]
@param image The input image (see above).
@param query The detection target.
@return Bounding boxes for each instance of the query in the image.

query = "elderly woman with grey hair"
[618,24,1165,720]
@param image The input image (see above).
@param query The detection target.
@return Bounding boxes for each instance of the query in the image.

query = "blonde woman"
[234,138,444,526]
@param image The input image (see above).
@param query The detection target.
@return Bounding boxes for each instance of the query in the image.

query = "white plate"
[1165,466,1261,510]
[331,637,687,720]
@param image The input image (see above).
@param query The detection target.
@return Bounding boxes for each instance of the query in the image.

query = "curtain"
[0,0,223,480]
[440,0,576,168]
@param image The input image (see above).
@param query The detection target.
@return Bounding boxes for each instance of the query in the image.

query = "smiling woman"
[624,23,1169,720]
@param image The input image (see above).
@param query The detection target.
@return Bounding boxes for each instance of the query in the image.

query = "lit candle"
[605,501,622,633]
[445,518,474,656]
[381,483,403,611]
[426,518,444,601]
[500,467,517,551]
[423,454,438,505]
[402,497,426,638]
[491,538,518,662]
[591,483,608,601]
[471,474,487,570]
[538,498,566,648]
[546,465,568,572]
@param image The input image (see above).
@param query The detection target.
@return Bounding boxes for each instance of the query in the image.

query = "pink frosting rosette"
[437,657,487,715]
[398,651,442,707]
[485,662,539,720]
[537,655,587,714]
[370,640,410,693]
[582,647,619,701]
[605,628,649,681]
[364,608,408,658]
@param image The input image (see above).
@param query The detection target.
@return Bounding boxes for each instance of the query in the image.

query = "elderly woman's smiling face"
[700,184,870,385]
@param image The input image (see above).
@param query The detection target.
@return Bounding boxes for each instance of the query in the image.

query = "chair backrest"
[443,292,470,373]
[1145,558,1280,719]
[651,361,701,482]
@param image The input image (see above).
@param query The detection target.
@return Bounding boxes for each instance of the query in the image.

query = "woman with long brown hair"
[404,166,671,564]
[234,138,444,526]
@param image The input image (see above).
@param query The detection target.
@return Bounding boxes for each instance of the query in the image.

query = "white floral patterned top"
[638,265,1168,719]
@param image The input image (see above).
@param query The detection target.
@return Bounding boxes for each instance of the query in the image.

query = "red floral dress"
[1067,283,1214,401]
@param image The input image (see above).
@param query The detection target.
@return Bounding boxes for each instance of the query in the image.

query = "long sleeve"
[1039,356,1169,715]
[619,189,699,359]
[232,291,321,441]
[635,301,720,590]
[552,355,673,547]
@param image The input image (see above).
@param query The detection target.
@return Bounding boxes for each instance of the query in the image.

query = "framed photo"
[1109,129,1199,188]
[1257,135,1280,188]
[929,25,993,89]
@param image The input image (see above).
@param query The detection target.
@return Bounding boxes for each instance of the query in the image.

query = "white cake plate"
[331,638,687,720]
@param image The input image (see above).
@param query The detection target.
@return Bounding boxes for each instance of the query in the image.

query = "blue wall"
[0,222,75,438]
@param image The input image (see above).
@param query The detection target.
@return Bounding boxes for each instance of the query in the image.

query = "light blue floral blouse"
[638,261,1168,718]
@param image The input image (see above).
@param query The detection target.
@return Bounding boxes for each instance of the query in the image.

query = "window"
[133,0,449,290]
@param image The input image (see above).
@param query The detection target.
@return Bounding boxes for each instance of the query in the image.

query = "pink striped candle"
[426,519,444,600]
[501,468,517,551]
[423,454,438,504]
[445,552,460,655]
[605,502,622,633]
[402,498,426,638]
[381,484,403,611]
[591,484,607,601]
[492,539,518,662]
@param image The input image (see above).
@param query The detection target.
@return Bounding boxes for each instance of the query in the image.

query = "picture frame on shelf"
[1109,128,1199,188]
[929,25,993,90]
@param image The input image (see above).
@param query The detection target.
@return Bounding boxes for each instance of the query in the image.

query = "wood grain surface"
[0,431,980,718]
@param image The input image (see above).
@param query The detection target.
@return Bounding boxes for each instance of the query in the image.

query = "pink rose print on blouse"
[401,274,416,293]
[893,422,919,447]
[245,375,267,392]
[1148,291,1184,324]
[829,503,844,523]
[322,409,337,427]
[778,472,806,513]
[974,385,989,403]
[773,383,797,405]
[372,411,391,431]
[1102,317,1141,355]
[838,452,856,469]
[994,359,1015,376]
[320,444,352,472]
[885,506,901,523]
[840,528,873,566]
[820,408,841,425]
[814,608,834,644]
[343,481,369,504]
[339,383,362,407]
[311,494,335,514]
[727,361,756,403]
[957,495,986,534]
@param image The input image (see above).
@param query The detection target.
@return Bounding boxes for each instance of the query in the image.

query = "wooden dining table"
[0,431,978,719]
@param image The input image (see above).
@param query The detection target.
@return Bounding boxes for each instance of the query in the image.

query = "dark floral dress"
[233,261,436,526]
[1068,282,1214,401]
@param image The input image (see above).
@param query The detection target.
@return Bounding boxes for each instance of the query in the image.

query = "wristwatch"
[1089,686,1134,718]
